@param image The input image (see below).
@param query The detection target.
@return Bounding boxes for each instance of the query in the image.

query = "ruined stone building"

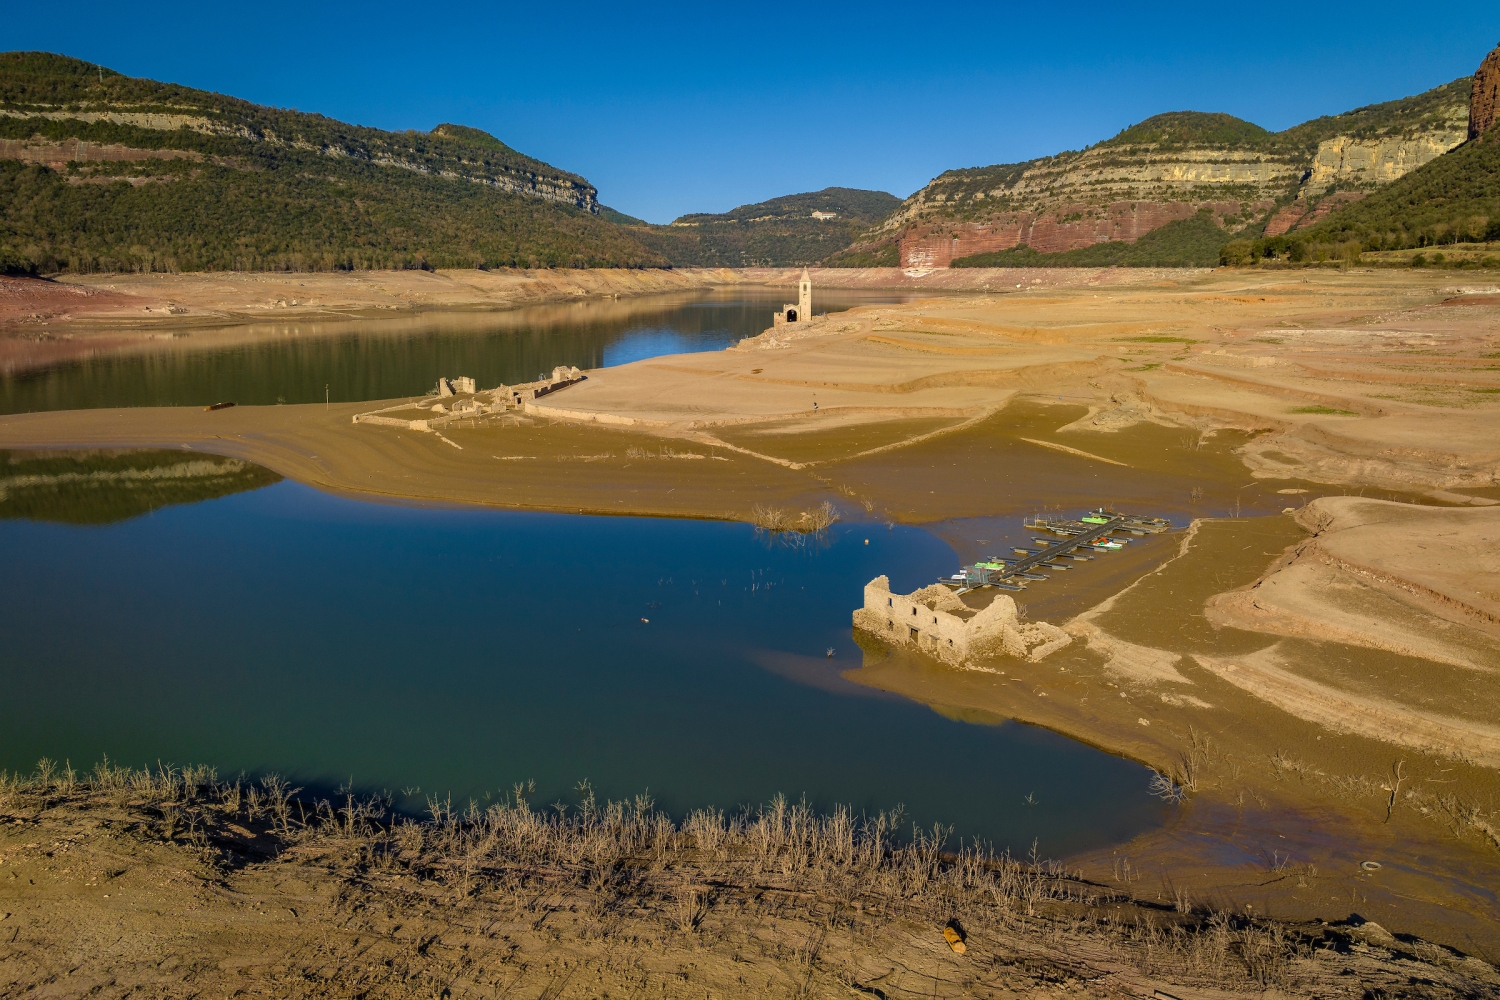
[852,576,1072,667]
[773,268,812,327]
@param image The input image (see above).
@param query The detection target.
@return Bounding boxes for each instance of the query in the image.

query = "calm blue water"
[0,478,1167,855]
[1,288,925,413]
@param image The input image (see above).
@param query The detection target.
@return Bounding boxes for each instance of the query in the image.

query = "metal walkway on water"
[948,509,1170,594]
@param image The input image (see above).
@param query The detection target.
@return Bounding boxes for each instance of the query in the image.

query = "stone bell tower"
[773,268,814,327]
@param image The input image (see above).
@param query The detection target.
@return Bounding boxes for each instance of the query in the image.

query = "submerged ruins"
[351,365,586,434]
[854,578,1072,666]
[854,509,1172,666]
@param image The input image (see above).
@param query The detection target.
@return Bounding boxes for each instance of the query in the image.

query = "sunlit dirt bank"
[1,768,1494,1000]
[3,265,1500,979]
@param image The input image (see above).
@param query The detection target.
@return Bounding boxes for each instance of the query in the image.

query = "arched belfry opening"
[773,268,814,329]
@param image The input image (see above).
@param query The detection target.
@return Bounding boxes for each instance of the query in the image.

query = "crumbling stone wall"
[853,576,1071,667]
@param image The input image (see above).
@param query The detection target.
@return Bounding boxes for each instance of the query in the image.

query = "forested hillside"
[625,188,901,267]
[0,52,662,273]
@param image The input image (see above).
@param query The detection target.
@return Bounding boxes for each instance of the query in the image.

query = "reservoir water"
[0,469,1167,856]
[1,287,923,414]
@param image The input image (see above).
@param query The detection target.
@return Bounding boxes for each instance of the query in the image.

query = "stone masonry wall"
[853,576,1071,666]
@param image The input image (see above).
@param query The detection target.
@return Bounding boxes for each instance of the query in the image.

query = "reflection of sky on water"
[0,478,1166,855]
[602,325,735,367]
[1,289,933,414]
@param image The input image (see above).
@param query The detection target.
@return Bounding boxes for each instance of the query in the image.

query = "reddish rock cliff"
[1261,191,1368,238]
[1472,43,1500,140]
[897,201,1262,268]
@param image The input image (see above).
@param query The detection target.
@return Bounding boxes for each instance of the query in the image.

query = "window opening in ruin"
[786,309,797,322]
[911,607,917,616]
[909,628,919,641]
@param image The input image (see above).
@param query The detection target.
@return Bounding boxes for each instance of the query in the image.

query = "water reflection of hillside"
[0,449,281,524]
[1,288,923,413]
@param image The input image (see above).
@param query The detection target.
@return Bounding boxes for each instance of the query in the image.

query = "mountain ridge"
[0,52,661,273]
[831,78,1474,269]
[622,187,901,267]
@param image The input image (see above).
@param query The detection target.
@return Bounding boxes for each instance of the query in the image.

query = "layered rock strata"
[1470,42,1500,140]
[849,81,1472,267]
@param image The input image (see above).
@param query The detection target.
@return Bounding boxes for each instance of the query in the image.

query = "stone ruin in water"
[853,576,1072,667]
[352,366,586,431]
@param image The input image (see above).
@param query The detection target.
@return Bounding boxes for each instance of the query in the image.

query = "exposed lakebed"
[1,287,926,413]
[0,466,1167,855]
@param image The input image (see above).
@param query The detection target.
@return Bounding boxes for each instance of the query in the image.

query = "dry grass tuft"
[2,758,1493,998]
[750,500,839,534]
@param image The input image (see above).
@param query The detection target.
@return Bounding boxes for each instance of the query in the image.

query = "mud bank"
[849,512,1500,956]
[1,768,1493,999]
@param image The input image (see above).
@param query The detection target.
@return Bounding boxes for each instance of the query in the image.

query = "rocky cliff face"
[844,80,1471,267]
[1301,130,1468,198]
[1260,128,1469,237]
[0,55,599,213]
[1472,43,1500,140]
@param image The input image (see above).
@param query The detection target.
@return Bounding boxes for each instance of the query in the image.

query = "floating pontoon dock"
[945,509,1171,594]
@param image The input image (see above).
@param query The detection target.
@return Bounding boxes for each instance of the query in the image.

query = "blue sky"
[5,3,1497,223]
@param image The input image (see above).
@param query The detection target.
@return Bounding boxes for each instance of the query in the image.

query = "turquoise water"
[0,477,1167,855]
[0,288,920,413]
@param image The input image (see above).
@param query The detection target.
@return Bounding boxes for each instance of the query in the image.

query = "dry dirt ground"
[2,770,1495,1000]
[849,512,1500,959]
[3,265,1500,985]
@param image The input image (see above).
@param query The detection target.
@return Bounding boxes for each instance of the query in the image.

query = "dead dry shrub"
[0,757,1390,996]
[749,503,791,531]
[751,501,839,534]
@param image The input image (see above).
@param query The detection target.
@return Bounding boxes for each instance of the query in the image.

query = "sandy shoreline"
[0,265,1123,339]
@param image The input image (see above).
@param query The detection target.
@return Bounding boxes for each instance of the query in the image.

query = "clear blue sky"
[5,3,1497,223]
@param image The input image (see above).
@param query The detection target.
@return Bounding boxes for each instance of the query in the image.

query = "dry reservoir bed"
[1,767,1495,1000]
[3,266,1500,985]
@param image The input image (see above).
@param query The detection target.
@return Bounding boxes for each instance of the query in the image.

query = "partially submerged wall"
[852,576,1070,667]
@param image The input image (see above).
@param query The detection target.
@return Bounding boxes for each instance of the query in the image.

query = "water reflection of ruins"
[1,286,925,413]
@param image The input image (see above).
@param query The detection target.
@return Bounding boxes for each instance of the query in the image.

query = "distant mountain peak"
[431,123,514,153]
[1102,112,1273,149]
